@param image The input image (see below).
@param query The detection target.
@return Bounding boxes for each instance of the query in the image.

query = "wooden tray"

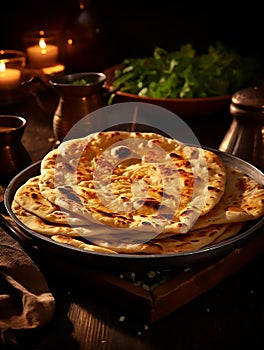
[41,226,264,323]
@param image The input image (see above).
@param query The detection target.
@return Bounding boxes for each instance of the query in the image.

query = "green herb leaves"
[112,42,262,98]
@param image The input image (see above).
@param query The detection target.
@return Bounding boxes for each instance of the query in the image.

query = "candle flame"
[0,61,6,72]
[39,38,47,50]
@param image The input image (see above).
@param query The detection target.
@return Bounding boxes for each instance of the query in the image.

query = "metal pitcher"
[49,72,108,141]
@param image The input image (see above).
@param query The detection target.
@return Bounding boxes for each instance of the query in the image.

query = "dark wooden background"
[1,0,263,68]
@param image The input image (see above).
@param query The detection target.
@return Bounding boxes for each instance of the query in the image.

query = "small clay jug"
[219,85,264,171]
[0,115,31,185]
[50,72,107,141]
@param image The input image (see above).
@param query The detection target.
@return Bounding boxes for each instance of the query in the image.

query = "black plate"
[4,150,264,272]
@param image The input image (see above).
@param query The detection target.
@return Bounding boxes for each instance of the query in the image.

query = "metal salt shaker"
[219,85,264,171]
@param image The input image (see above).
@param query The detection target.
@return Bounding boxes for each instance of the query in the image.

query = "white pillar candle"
[0,61,21,91]
[27,38,59,68]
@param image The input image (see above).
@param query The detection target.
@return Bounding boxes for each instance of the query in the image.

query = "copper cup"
[0,115,31,185]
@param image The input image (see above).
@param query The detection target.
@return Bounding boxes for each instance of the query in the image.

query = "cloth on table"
[0,221,55,331]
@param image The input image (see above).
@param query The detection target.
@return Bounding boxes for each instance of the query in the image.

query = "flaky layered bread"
[13,176,86,226]
[192,165,264,229]
[10,131,264,255]
[38,131,226,236]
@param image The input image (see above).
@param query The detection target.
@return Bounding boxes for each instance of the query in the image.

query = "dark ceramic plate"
[4,150,264,272]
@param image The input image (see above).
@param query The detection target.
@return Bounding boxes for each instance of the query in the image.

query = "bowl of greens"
[104,43,262,118]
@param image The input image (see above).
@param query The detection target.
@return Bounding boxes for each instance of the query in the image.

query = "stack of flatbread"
[11,131,264,255]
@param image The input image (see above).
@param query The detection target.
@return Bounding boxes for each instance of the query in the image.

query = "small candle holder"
[23,30,63,72]
[0,50,26,105]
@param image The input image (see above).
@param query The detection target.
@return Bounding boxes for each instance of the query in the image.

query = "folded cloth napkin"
[0,223,55,331]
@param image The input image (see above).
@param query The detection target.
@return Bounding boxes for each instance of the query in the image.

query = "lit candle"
[0,61,21,91]
[26,38,59,68]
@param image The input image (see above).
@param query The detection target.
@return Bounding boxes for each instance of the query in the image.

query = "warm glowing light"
[39,38,47,50]
[0,60,21,91]
[0,61,6,72]
[27,37,59,68]
[42,64,65,75]
[67,38,73,45]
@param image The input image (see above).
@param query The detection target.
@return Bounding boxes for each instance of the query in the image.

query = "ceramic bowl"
[104,65,231,119]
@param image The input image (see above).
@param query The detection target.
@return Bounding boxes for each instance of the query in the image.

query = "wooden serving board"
[40,226,264,323]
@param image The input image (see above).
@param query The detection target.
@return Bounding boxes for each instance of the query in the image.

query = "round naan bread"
[192,165,264,229]
[12,175,87,226]
[10,199,244,255]
[50,235,118,254]
[69,222,243,254]
[38,131,226,237]
[11,198,156,243]
[10,131,264,255]
[11,200,89,237]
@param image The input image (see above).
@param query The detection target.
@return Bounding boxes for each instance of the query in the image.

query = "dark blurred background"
[0,0,263,72]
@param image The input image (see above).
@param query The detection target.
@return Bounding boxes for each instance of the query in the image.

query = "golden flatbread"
[192,165,264,229]
[50,235,118,254]
[212,222,245,244]
[10,131,264,256]
[10,199,153,242]
[89,222,243,254]
[13,175,87,226]
[38,131,226,236]
[11,201,87,237]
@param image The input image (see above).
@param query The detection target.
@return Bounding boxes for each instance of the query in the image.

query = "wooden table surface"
[0,80,264,350]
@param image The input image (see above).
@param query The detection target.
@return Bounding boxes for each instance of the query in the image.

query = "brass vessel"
[219,85,264,171]
[50,72,107,141]
[0,115,31,184]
